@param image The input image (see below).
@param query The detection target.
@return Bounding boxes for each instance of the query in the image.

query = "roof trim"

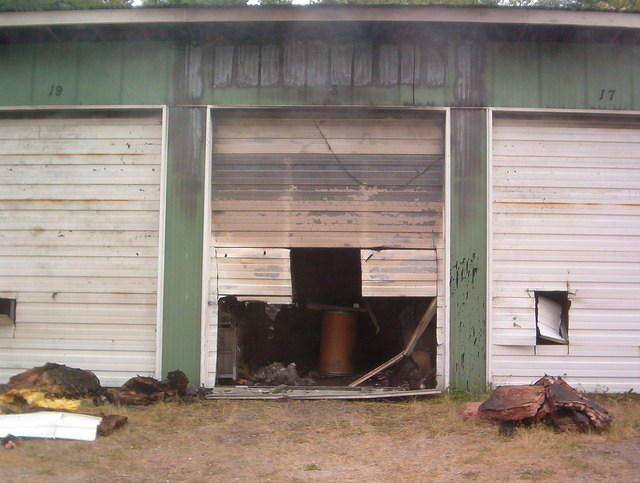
[0,6,639,30]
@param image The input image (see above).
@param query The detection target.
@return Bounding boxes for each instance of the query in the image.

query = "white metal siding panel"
[491,115,640,392]
[214,247,292,302]
[361,249,437,297]
[0,113,162,386]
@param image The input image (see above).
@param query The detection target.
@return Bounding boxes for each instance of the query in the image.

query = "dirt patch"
[0,395,638,482]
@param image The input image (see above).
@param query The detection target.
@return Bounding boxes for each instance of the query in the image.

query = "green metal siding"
[121,42,173,105]
[450,108,487,393]
[490,41,638,110]
[491,42,541,108]
[162,107,206,383]
[32,43,78,105]
[0,41,173,106]
[77,42,123,105]
[540,43,587,109]
[0,44,34,105]
[2,38,637,111]
[586,44,633,110]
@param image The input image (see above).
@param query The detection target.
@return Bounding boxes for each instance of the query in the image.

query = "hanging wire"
[312,119,441,189]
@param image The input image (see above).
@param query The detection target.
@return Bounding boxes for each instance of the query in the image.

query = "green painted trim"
[161,107,207,383]
[449,108,487,393]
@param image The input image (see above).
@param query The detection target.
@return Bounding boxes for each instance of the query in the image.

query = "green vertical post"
[161,107,206,383]
[449,108,487,393]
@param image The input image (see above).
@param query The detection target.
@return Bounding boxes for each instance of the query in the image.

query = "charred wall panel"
[210,109,445,250]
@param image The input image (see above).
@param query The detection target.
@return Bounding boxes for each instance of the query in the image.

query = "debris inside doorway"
[466,376,613,434]
[251,362,315,386]
[217,295,437,393]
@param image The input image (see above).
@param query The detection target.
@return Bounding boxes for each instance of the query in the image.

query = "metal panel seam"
[154,105,168,380]
[444,106,451,390]
[486,107,493,388]
[200,107,213,386]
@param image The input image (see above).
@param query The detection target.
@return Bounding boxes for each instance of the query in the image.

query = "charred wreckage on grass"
[0,362,202,444]
[465,376,614,436]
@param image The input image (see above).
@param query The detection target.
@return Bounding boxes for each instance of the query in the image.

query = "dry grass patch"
[0,393,638,481]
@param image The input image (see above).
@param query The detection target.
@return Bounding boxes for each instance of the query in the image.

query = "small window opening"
[535,291,570,345]
[0,298,16,326]
[215,248,437,391]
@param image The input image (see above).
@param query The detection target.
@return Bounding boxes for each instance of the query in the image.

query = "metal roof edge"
[0,6,639,30]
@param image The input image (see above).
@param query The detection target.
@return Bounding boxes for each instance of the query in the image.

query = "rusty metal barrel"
[318,310,357,376]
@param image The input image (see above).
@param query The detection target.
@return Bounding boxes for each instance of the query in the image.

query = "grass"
[0,394,638,481]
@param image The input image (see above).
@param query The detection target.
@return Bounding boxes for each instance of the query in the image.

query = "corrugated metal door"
[205,109,446,386]
[491,114,640,392]
[211,110,444,249]
[0,111,163,386]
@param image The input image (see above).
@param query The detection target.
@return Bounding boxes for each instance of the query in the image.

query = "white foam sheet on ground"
[0,412,102,441]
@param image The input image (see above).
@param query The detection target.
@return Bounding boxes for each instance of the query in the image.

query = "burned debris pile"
[0,363,102,410]
[0,363,198,409]
[4,362,100,399]
[467,376,614,434]
[0,363,203,444]
[113,369,193,406]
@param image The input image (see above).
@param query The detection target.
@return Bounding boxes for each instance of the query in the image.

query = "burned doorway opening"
[215,248,437,390]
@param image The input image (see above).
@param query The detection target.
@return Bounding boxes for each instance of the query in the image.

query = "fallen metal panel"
[206,386,441,400]
[0,412,101,441]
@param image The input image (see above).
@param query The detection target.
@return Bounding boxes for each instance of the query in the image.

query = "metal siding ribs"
[0,113,163,386]
[491,114,640,393]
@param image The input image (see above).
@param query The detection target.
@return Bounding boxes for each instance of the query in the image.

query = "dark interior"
[216,248,437,390]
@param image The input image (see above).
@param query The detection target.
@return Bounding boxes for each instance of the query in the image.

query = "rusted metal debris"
[473,376,613,433]
[97,414,128,437]
[2,435,20,449]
